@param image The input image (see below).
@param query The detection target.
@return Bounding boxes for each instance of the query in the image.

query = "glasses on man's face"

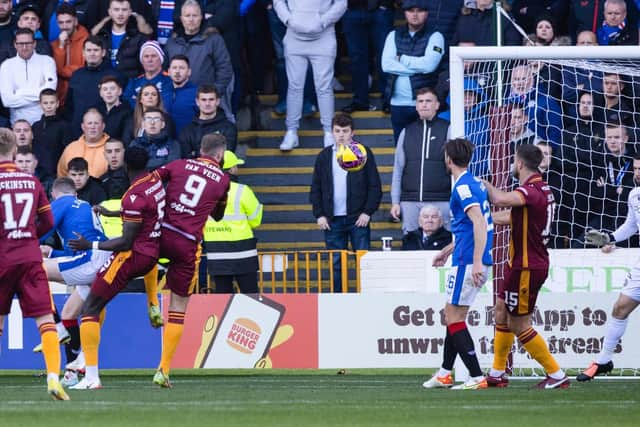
[15,41,34,47]
[144,116,163,124]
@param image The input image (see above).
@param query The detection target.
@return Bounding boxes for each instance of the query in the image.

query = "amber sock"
[80,316,101,370]
[144,266,159,307]
[39,322,61,376]
[492,324,514,372]
[518,327,560,374]
[159,311,185,375]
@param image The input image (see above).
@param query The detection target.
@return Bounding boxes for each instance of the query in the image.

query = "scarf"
[157,0,175,45]
[597,19,626,45]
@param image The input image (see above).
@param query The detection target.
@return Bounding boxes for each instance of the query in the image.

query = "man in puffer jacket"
[130,106,181,170]
[274,0,347,151]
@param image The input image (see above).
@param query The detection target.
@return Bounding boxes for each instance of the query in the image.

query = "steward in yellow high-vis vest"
[204,151,263,293]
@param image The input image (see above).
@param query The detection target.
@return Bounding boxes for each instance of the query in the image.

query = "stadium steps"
[238,100,403,254]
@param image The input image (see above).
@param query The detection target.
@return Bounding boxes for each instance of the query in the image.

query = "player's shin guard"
[39,322,61,376]
[80,316,101,369]
[62,319,80,364]
[518,327,560,374]
[492,324,514,372]
[159,311,185,375]
[448,322,483,377]
[143,266,159,307]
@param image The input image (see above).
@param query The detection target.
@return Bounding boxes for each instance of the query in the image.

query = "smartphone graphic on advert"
[199,294,285,368]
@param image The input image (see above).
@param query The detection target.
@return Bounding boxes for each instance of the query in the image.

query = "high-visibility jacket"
[204,181,263,275]
[99,199,122,238]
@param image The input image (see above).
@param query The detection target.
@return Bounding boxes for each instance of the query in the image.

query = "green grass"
[1,369,639,427]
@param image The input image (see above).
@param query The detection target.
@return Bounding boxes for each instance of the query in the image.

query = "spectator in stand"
[570,0,639,41]
[423,0,464,45]
[130,107,181,170]
[391,87,450,233]
[97,75,133,145]
[505,64,563,146]
[597,0,639,45]
[32,89,72,179]
[131,83,175,138]
[509,105,541,151]
[0,29,57,125]
[92,0,151,79]
[66,36,124,138]
[179,85,237,157]
[42,0,99,42]
[123,40,172,108]
[341,0,394,113]
[12,119,34,147]
[382,0,445,144]
[99,138,129,198]
[593,72,640,134]
[165,0,235,123]
[512,0,570,35]
[12,4,53,56]
[58,108,110,178]
[66,157,107,205]
[453,0,522,46]
[51,4,89,107]
[0,0,15,44]
[165,54,198,135]
[274,0,347,151]
[97,0,156,29]
[15,145,53,197]
[402,205,452,250]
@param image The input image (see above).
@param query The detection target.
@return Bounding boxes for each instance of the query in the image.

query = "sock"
[80,316,101,380]
[62,319,80,364]
[448,322,483,378]
[597,317,628,365]
[159,311,185,375]
[39,322,61,376]
[492,324,514,373]
[144,266,159,307]
[518,327,560,375]
[441,329,457,371]
[98,308,107,327]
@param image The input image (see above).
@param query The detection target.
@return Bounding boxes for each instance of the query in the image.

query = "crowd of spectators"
[2,0,640,253]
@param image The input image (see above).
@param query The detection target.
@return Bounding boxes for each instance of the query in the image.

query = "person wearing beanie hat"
[122,40,173,111]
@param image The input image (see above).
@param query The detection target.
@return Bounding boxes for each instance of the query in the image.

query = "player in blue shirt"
[39,177,111,387]
[423,138,493,391]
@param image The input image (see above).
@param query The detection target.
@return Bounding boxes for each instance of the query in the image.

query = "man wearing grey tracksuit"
[274,0,347,151]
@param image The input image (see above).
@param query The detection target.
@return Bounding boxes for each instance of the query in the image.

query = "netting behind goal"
[451,46,640,377]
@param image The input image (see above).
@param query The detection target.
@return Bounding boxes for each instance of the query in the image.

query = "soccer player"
[39,177,111,386]
[152,133,230,388]
[576,154,640,381]
[423,138,493,390]
[483,144,570,389]
[66,147,166,389]
[0,128,69,400]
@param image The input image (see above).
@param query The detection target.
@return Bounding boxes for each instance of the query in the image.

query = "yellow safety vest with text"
[204,182,263,242]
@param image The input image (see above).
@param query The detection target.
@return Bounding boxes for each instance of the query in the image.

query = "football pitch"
[1,369,639,427]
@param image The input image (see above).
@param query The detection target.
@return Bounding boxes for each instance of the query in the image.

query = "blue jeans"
[267,8,315,106]
[324,215,370,292]
[390,105,419,144]
[342,8,394,106]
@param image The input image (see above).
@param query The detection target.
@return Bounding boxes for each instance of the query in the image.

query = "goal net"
[450,45,640,377]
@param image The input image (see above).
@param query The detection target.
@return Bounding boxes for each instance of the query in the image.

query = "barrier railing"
[257,250,367,293]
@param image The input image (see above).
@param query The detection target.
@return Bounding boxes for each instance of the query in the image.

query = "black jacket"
[65,60,125,138]
[32,114,73,179]
[93,16,149,78]
[402,227,452,250]
[179,110,237,157]
[453,7,522,46]
[130,130,181,171]
[310,145,382,219]
[78,177,108,206]
[100,167,129,199]
[98,102,133,146]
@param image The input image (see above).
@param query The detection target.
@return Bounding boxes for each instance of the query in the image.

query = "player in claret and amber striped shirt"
[483,143,569,389]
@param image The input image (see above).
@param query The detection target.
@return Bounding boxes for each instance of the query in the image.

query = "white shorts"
[621,264,640,302]
[446,264,490,306]
[57,249,113,287]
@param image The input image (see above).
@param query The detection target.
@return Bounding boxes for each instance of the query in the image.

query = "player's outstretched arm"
[68,221,142,253]
[482,179,525,209]
[432,242,454,267]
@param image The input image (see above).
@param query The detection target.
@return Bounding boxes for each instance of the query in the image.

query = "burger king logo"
[227,318,261,354]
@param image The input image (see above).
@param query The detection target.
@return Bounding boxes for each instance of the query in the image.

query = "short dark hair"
[14,28,34,40]
[144,106,164,117]
[444,138,475,167]
[39,88,57,100]
[109,0,131,6]
[84,35,105,50]
[516,143,543,171]
[415,87,438,99]
[169,54,190,67]
[196,84,219,98]
[56,3,77,17]
[100,75,122,87]
[16,145,34,157]
[332,112,353,129]
[125,146,149,172]
[201,133,226,156]
[52,177,76,194]
[633,152,640,162]
[68,157,89,172]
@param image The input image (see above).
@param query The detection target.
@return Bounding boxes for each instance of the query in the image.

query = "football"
[336,141,367,172]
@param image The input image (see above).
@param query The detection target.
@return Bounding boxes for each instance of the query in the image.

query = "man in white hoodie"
[0,28,57,125]
[274,0,347,151]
